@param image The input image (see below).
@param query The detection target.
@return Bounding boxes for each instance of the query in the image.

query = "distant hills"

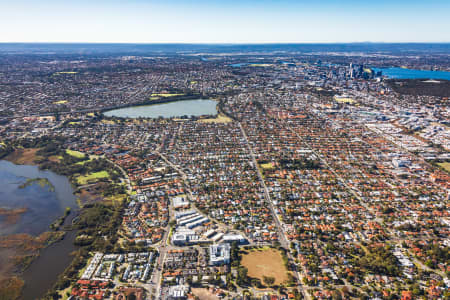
[0,43,449,55]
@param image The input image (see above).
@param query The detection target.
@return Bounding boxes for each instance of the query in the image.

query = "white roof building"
[209,243,231,266]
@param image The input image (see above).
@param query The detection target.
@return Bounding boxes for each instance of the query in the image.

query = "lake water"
[0,160,79,300]
[103,99,217,118]
[229,63,250,67]
[0,160,78,236]
[373,67,450,80]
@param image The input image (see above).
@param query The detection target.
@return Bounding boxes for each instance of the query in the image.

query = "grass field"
[75,158,92,165]
[54,71,77,75]
[150,93,185,97]
[249,64,272,67]
[198,113,232,123]
[437,162,450,172]
[53,100,68,104]
[104,193,127,204]
[260,162,274,170]
[77,171,109,185]
[66,149,85,158]
[241,248,289,285]
[334,96,356,104]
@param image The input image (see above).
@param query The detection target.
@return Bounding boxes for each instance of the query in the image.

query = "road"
[152,226,171,299]
[277,113,448,287]
[155,150,195,201]
[238,122,312,300]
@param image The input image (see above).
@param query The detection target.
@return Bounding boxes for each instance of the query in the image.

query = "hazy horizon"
[1,42,450,45]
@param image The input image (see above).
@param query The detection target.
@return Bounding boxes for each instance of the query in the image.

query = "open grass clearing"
[104,194,127,205]
[249,64,272,67]
[53,100,68,104]
[150,93,185,97]
[334,97,355,104]
[437,162,450,172]
[240,248,289,285]
[76,171,109,185]
[75,158,92,165]
[53,71,77,75]
[66,149,85,159]
[260,162,274,170]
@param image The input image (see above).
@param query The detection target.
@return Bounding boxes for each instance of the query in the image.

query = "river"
[103,99,217,118]
[20,230,78,300]
[373,67,450,80]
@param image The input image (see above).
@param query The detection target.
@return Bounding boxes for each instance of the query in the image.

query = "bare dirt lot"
[191,288,220,300]
[241,248,289,285]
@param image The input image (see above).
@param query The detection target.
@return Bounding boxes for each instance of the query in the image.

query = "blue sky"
[0,0,449,43]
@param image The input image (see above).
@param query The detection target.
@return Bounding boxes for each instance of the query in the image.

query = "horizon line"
[1,41,450,45]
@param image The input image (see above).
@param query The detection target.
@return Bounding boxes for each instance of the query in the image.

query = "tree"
[127,294,137,300]
[237,267,249,286]
[263,276,275,286]
[251,278,262,288]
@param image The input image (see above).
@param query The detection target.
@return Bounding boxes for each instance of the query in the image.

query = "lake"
[373,67,450,80]
[229,63,250,67]
[0,160,79,300]
[0,160,78,236]
[103,99,218,118]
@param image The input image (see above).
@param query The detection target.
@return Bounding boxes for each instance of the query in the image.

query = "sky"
[0,0,449,43]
